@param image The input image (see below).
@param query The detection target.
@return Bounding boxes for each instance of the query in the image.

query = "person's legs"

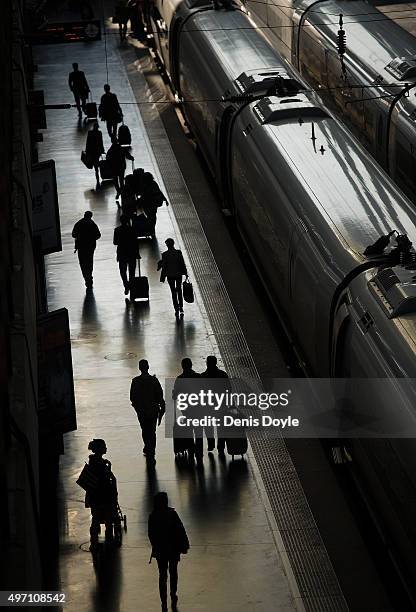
[193,426,203,459]
[113,175,121,197]
[119,259,129,290]
[157,558,168,610]
[73,91,82,114]
[80,93,88,113]
[78,249,94,287]
[175,278,183,310]
[94,159,100,189]
[167,277,179,312]
[128,258,136,285]
[119,170,125,192]
[168,559,178,604]
[138,416,158,456]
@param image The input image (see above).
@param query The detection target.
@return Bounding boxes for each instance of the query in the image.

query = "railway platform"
[33,2,391,611]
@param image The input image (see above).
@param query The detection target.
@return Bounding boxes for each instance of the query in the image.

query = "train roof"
[182,10,289,82]
[246,94,416,260]
[298,0,416,87]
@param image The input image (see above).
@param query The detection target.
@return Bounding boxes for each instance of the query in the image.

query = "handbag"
[76,463,99,491]
[81,150,93,169]
[182,277,194,303]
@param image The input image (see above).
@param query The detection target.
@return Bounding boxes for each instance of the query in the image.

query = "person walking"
[201,355,231,455]
[114,0,130,42]
[148,492,189,612]
[85,122,104,190]
[137,172,167,237]
[130,360,165,465]
[173,358,205,465]
[106,135,134,200]
[113,214,140,294]
[157,239,187,319]
[72,211,101,289]
[68,62,90,117]
[99,84,123,138]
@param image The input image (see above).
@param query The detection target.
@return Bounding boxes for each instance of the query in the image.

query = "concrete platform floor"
[34,13,299,612]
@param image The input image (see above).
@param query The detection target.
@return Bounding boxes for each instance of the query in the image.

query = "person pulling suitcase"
[113,214,140,295]
[157,239,187,320]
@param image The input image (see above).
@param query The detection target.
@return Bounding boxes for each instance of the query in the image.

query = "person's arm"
[95,224,101,240]
[71,223,78,239]
[68,73,73,91]
[180,252,187,276]
[125,149,134,161]
[82,72,90,93]
[113,228,118,246]
[156,378,165,424]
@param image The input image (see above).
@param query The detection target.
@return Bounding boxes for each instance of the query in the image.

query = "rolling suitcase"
[99,156,112,180]
[118,122,132,146]
[85,95,97,120]
[132,213,152,239]
[226,435,248,459]
[130,259,149,301]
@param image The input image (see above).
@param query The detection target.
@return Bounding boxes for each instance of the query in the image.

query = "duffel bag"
[182,277,194,303]
[81,150,93,169]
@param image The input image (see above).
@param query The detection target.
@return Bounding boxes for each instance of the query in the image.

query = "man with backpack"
[148,492,189,612]
[99,83,123,138]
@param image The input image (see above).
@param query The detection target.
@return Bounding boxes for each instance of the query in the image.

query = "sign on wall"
[37,308,77,436]
[32,160,62,255]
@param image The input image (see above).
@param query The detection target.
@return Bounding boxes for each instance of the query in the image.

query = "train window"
[395,139,416,191]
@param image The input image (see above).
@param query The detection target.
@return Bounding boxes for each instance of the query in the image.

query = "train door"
[215,106,235,209]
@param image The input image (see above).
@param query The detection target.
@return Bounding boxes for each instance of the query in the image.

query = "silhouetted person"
[121,175,137,218]
[85,122,104,190]
[113,214,140,294]
[72,211,101,289]
[68,62,90,117]
[173,358,204,465]
[201,355,230,454]
[115,0,130,42]
[137,172,167,237]
[130,360,165,465]
[148,492,189,612]
[83,439,118,548]
[99,84,123,138]
[157,239,187,319]
[107,135,134,199]
[128,0,145,41]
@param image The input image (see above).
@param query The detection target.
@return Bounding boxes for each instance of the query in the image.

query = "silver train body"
[241,0,416,204]
[149,0,416,593]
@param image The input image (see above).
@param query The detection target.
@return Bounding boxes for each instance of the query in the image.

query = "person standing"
[114,0,130,42]
[99,84,123,138]
[72,211,101,289]
[157,239,187,319]
[106,135,134,199]
[113,214,140,294]
[148,492,189,612]
[137,172,167,237]
[68,62,90,117]
[130,360,165,465]
[201,355,231,455]
[85,122,104,190]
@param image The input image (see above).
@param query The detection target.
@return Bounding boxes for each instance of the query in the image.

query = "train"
[238,0,416,205]
[146,0,416,600]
